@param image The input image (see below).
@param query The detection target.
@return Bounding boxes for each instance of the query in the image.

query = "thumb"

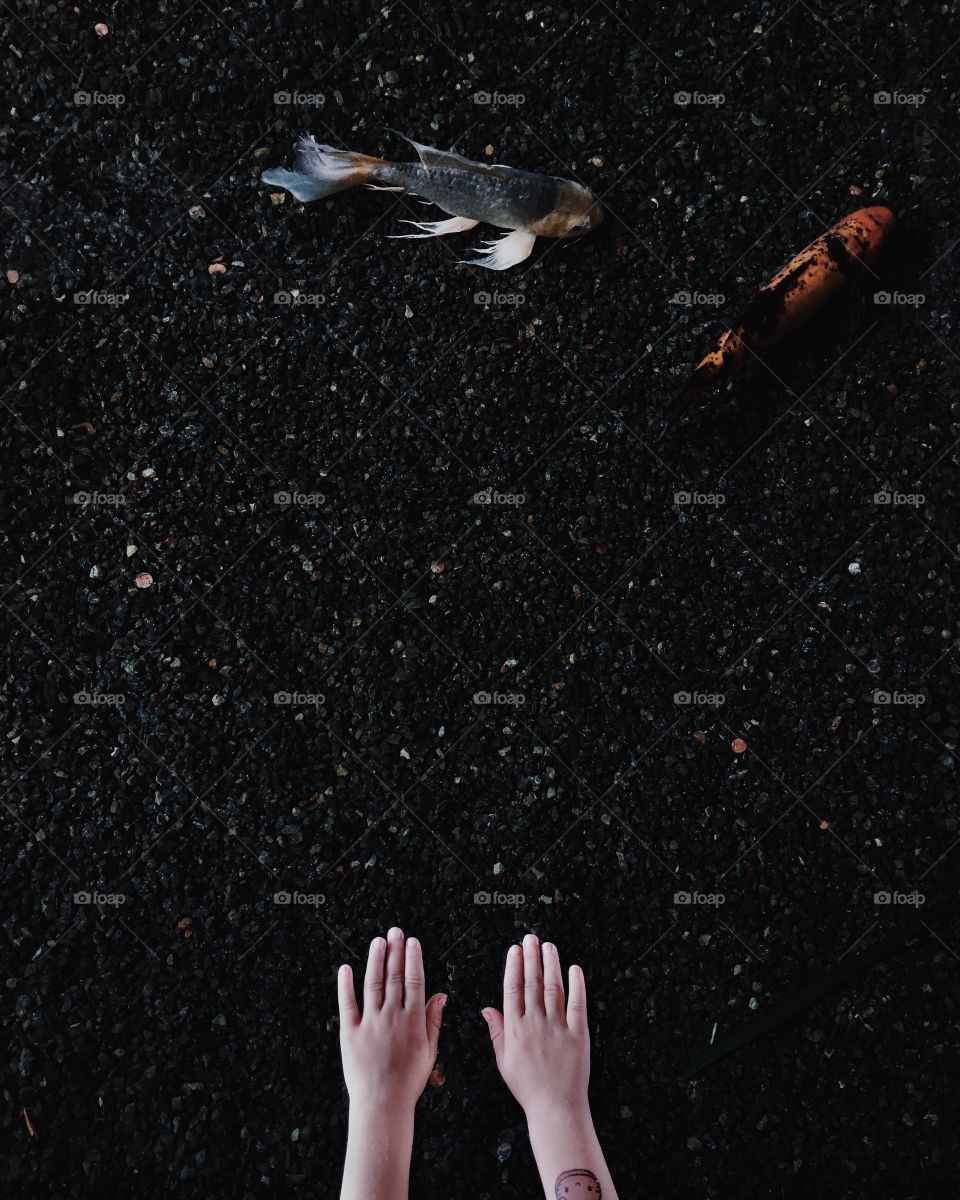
[481,1007,505,1066]
[425,992,446,1059]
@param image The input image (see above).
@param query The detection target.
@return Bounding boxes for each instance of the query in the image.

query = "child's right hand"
[481,934,591,1120]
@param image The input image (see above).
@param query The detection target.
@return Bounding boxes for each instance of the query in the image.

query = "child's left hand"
[338,927,447,1113]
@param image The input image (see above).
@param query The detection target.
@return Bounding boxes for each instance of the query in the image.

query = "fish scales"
[384,163,562,230]
[261,132,602,270]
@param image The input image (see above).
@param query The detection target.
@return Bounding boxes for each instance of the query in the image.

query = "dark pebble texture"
[2,2,959,1196]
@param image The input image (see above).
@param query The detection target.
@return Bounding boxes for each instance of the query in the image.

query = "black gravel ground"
[3,2,960,1196]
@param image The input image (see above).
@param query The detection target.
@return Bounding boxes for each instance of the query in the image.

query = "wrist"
[349,1092,418,1125]
[523,1095,593,1129]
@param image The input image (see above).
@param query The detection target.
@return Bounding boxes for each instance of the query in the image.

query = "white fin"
[391,130,514,179]
[460,228,537,271]
[261,135,376,202]
[389,216,479,240]
[366,184,406,192]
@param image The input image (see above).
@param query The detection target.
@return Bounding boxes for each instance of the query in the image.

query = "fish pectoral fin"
[460,229,537,271]
[365,184,406,192]
[388,216,480,239]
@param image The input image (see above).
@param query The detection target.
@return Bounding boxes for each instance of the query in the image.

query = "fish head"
[530,181,604,238]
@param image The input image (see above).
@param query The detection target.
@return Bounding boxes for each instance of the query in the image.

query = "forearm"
[526,1101,619,1200]
[340,1100,415,1200]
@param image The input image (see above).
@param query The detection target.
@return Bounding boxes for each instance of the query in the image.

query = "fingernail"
[388,926,403,939]
[523,932,538,947]
[480,1007,491,1022]
[438,994,448,1009]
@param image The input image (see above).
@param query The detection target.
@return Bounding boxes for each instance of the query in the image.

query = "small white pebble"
[126,544,137,557]
[400,748,410,759]
[848,562,861,575]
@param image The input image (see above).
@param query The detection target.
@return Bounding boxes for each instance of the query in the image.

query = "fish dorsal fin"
[391,130,515,178]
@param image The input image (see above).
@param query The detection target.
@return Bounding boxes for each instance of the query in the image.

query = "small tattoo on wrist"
[555,1168,601,1198]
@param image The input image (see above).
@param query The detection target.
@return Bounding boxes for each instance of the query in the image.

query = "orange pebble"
[731,738,747,754]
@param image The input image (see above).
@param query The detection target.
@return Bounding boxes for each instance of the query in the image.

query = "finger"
[481,1007,505,1066]
[566,963,588,1033]
[523,932,544,1015]
[404,935,426,1010]
[425,992,446,1060]
[503,943,524,1021]
[338,963,361,1028]
[384,926,406,1008]
[542,941,565,1018]
[363,935,387,1011]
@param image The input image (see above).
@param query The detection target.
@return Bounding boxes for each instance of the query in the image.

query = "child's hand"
[338,927,447,1114]
[481,934,590,1120]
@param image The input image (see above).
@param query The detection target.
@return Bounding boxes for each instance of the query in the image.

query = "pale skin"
[337,929,618,1200]
[337,928,446,1200]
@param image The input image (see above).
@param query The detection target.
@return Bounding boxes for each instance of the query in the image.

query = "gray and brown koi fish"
[261,133,604,270]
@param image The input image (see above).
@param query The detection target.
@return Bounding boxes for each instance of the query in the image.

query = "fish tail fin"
[261,135,389,202]
[664,351,728,432]
[676,361,720,409]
